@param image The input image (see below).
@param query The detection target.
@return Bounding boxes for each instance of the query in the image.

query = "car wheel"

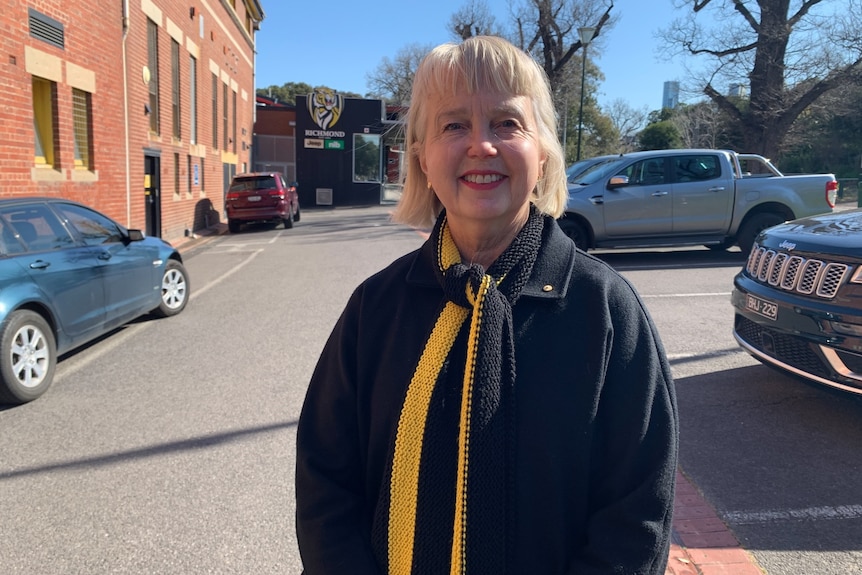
[283,211,294,229]
[153,260,189,318]
[558,217,589,251]
[228,220,241,233]
[737,212,785,255]
[0,310,56,405]
[293,204,301,222]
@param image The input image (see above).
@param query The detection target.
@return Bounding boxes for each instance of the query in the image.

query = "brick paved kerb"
[666,470,764,575]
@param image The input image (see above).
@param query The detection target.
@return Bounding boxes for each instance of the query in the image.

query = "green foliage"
[256,82,363,105]
[638,121,680,150]
[779,85,862,178]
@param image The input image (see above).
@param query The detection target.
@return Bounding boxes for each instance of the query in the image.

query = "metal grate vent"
[29,9,65,50]
[316,188,333,205]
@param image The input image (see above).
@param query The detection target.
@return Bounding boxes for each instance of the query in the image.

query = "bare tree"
[510,0,615,95]
[365,43,434,105]
[670,101,736,149]
[605,98,648,151]
[662,0,862,160]
[449,0,500,39]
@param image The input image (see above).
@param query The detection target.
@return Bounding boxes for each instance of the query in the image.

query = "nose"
[467,125,498,158]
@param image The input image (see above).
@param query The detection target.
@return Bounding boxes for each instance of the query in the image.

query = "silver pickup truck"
[559,149,838,253]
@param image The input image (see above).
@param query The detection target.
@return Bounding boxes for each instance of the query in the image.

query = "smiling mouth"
[462,174,504,184]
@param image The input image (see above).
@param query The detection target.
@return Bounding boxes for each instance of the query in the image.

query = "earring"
[427,181,433,190]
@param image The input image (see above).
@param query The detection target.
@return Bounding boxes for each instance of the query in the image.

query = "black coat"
[296,221,678,574]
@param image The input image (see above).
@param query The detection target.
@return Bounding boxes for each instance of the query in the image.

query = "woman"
[296,36,678,575]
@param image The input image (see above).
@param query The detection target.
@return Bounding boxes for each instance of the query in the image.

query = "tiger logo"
[307,88,344,130]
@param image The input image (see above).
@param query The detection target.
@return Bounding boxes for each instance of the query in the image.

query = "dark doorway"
[144,153,161,237]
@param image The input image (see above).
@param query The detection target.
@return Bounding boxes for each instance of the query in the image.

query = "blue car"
[0,198,190,404]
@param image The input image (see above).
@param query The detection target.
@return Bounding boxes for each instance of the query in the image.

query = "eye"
[443,122,466,132]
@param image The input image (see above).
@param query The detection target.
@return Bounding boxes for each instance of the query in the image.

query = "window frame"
[352,133,383,183]
[171,39,181,140]
[32,76,57,167]
[147,19,160,135]
[71,88,92,170]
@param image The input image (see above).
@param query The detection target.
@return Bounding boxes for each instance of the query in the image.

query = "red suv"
[226,172,300,233]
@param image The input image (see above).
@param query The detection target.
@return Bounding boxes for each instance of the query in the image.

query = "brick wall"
[0,0,261,243]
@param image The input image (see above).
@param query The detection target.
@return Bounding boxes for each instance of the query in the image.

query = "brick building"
[0,0,264,243]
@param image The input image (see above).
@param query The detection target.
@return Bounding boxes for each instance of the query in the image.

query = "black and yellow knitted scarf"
[373,206,546,575]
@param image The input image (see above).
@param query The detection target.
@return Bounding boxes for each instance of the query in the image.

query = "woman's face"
[419,85,546,235]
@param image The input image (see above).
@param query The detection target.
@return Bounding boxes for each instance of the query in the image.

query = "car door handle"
[98,252,112,261]
[29,260,50,270]
[651,190,669,197]
[708,186,726,192]
[589,195,604,205]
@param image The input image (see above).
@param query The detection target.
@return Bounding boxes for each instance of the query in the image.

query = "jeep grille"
[746,245,851,299]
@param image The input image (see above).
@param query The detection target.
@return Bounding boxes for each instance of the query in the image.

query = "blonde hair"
[392,35,568,229]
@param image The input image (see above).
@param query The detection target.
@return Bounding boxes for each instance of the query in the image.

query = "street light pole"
[576,26,596,162]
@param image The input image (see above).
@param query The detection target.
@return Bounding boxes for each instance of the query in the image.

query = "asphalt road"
[2,205,861,574]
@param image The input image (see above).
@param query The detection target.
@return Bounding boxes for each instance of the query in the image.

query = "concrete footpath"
[667,470,763,575]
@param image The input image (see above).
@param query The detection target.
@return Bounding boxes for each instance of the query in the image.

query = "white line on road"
[724,504,862,525]
[641,292,732,298]
[55,249,263,383]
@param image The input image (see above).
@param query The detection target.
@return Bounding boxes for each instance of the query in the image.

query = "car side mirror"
[127,229,145,241]
[607,175,629,189]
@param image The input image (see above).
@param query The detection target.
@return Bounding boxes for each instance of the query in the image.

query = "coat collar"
[405,219,576,300]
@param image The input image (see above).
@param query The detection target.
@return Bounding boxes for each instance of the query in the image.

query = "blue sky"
[254,0,683,113]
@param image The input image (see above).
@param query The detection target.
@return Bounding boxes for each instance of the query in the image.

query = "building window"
[32,77,57,167]
[212,73,218,149]
[171,39,180,139]
[232,90,237,153]
[72,88,92,169]
[147,19,160,134]
[353,134,382,183]
[174,152,180,198]
[189,56,197,145]
[222,83,228,151]
[201,156,206,193]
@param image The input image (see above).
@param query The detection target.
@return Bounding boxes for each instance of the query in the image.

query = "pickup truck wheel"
[737,213,785,255]
[559,218,589,251]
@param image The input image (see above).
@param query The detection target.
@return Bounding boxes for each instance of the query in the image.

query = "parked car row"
[6,160,856,403]
[0,171,302,405]
[567,152,861,396]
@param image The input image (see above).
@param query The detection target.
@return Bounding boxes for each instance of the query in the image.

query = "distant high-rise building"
[728,83,748,98]
[662,81,680,109]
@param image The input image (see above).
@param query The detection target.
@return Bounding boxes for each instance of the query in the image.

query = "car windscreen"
[573,158,629,185]
[229,176,277,192]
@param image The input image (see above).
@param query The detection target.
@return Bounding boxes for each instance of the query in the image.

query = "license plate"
[746,294,777,320]
[247,195,261,202]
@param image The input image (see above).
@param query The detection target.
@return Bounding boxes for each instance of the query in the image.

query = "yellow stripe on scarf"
[388,221,467,575]
[388,220,491,575]
[388,301,469,575]
[451,272,490,575]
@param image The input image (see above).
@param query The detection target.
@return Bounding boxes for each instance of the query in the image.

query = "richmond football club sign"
[307,88,345,132]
